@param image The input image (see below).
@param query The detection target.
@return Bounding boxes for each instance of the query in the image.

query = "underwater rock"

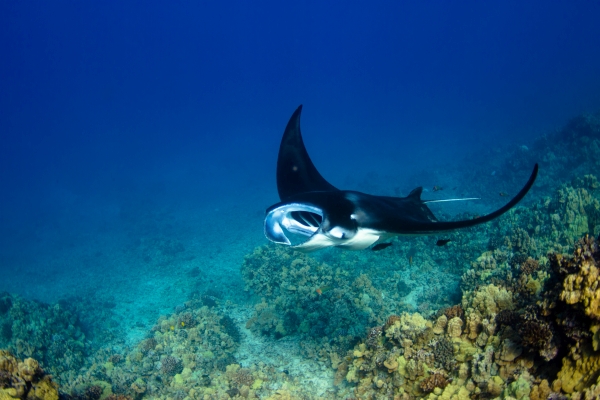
[499,338,522,362]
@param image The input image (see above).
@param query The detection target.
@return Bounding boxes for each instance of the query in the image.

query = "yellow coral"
[29,377,58,400]
[465,314,481,340]
[383,358,398,372]
[0,351,18,375]
[446,317,463,338]
[427,380,472,400]
[0,353,58,400]
[465,284,514,318]
[453,338,477,362]
[560,251,600,319]
[384,312,431,343]
[530,379,551,400]
[554,348,600,393]
[433,315,447,335]
[502,375,531,400]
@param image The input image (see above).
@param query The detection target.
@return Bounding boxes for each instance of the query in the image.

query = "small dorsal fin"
[407,187,423,201]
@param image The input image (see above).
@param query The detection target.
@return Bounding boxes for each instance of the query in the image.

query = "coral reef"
[63,298,242,398]
[241,244,389,364]
[339,236,600,399]
[0,293,90,385]
[2,111,600,398]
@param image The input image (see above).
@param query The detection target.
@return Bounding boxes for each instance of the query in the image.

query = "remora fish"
[264,106,538,252]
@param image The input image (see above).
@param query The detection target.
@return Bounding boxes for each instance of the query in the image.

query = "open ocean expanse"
[2,2,600,399]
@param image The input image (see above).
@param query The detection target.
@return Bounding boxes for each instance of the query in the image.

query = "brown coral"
[177,312,196,327]
[495,309,519,326]
[521,257,540,275]
[519,320,557,360]
[83,385,103,400]
[160,356,182,375]
[0,370,10,388]
[384,315,400,332]
[366,326,383,348]
[420,372,449,393]
[232,368,254,387]
[443,305,464,320]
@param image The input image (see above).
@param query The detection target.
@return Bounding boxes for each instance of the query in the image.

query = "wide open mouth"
[264,203,324,246]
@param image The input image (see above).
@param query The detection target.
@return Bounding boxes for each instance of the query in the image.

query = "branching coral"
[518,306,558,360]
[160,355,182,376]
[432,336,455,371]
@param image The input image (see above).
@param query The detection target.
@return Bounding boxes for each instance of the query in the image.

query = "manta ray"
[264,105,538,252]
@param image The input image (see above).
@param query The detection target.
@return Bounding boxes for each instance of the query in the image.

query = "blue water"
[1,0,600,346]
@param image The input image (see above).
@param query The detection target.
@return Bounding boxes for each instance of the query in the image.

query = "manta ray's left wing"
[277,105,338,201]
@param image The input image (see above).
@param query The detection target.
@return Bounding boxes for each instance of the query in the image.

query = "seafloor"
[1,112,600,399]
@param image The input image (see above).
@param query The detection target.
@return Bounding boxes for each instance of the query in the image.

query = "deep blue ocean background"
[1,1,600,345]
